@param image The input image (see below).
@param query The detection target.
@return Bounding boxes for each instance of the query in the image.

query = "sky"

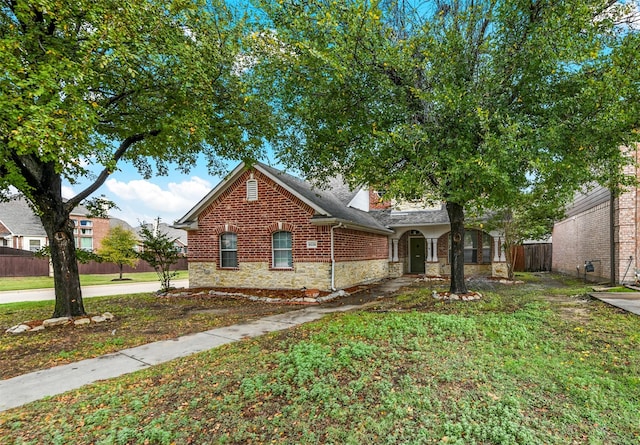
[61,157,238,228]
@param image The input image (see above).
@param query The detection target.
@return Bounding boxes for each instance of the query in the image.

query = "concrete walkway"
[0,279,189,304]
[589,292,640,316]
[0,277,416,412]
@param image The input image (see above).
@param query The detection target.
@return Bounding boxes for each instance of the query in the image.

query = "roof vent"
[246,179,258,201]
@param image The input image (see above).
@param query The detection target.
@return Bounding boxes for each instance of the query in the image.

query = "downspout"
[330,223,345,291]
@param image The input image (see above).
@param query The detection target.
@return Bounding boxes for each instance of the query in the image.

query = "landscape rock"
[102,312,115,321]
[6,324,31,334]
[91,315,106,323]
[74,318,91,326]
[43,317,71,327]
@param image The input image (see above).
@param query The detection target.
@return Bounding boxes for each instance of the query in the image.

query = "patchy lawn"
[0,290,304,379]
[1,274,639,444]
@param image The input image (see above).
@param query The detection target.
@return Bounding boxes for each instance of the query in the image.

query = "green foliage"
[97,226,139,278]
[252,0,640,291]
[137,219,181,292]
[1,0,274,316]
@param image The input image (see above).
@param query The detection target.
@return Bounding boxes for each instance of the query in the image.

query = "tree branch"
[66,130,161,210]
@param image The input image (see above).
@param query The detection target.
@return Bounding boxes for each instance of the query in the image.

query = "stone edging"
[6,312,115,334]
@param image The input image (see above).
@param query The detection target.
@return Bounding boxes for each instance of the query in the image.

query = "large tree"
[253,0,639,293]
[1,0,272,316]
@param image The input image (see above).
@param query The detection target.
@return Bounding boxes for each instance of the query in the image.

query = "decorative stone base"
[388,262,403,278]
[190,261,332,290]
[333,259,389,289]
[492,262,509,278]
[425,262,441,277]
[190,259,389,291]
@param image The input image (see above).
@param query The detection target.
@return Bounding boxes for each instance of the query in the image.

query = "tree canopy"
[252,0,640,292]
[1,0,273,316]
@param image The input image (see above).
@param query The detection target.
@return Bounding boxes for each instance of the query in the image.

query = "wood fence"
[512,244,552,272]
[0,248,188,278]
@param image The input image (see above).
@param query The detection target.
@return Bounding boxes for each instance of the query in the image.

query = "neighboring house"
[0,195,48,251]
[174,162,508,291]
[552,145,640,284]
[135,221,188,255]
[0,195,110,252]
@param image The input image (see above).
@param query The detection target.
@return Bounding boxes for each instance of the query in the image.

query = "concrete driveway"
[0,279,189,304]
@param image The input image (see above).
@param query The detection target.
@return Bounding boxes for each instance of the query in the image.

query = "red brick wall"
[188,168,388,267]
[334,228,388,261]
[369,189,391,210]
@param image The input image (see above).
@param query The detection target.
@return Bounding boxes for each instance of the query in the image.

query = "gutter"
[330,223,344,291]
[311,217,393,235]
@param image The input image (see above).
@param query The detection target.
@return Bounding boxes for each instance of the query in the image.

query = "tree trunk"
[42,217,85,317]
[119,263,124,280]
[446,201,468,294]
[34,172,86,318]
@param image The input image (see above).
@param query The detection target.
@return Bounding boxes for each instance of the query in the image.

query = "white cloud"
[105,177,212,226]
[61,185,75,199]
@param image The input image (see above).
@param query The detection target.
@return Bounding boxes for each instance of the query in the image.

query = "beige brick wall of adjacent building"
[552,202,611,281]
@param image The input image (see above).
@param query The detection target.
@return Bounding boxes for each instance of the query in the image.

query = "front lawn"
[0,271,189,291]
[1,274,638,444]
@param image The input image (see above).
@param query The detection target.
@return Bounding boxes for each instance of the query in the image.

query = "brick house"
[175,162,508,291]
[552,146,640,283]
[0,194,111,252]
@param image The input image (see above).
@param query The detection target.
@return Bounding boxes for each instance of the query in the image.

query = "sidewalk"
[0,279,189,304]
[0,277,416,412]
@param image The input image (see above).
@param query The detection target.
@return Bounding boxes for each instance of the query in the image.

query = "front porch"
[388,228,508,279]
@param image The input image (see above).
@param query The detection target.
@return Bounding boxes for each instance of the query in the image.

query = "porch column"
[427,238,433,262]
[493,236,505,262]
[431,238,438,262]
[392,239,399,262]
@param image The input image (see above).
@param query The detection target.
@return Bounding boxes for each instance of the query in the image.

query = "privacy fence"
[0,247,187,278]
[511,244,553,273]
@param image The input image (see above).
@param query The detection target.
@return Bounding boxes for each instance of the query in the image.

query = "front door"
[409,237,426,274]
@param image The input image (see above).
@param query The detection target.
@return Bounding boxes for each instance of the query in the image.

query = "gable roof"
[175,162,392,235]
[135,222,188,246]
[0,195,48,237]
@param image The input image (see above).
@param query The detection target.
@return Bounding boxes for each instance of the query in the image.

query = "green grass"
[1,274,638,444]
[0,271,188,291]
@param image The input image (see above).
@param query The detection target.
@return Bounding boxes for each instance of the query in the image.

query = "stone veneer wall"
[190,259,389,291]
[333,259,389,289]
[190,261,332,290]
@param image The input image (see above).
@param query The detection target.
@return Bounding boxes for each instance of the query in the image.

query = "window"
[464,231,478,263]
[80,237,93,251]
[272,231,292,268]
[449,229,492,264]
[246,179,258,201]
[80,220,92,227]
[81,228,92,235]
[220,233,238,268]
[482,232,492,263]
[29,239,41,252]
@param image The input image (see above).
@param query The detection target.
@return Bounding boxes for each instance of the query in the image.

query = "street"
[0,279,189,304]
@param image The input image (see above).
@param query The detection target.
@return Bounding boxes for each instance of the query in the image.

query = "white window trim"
[272,231,293,269]
[220,233,238,268]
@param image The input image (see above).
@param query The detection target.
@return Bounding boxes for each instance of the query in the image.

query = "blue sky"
[62,156,239,228]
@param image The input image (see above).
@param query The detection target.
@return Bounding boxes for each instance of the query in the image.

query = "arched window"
[272,231,292,268]
[220,232,238,268]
